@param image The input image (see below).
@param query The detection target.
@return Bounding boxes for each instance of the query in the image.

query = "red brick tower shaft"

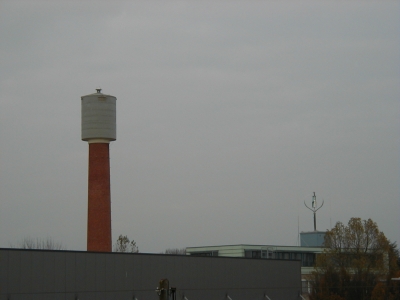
[87,142,112,252]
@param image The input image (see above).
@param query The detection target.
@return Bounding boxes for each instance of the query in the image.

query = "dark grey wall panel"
[85,253,96,292]
[94,253,106,292]
[31,251,42,293]
[75,252,87,292]
[20,251,32,293]
[173,257,189,288]
[7,251,21,293]
[132,253,143,290]
[54,252,66,293]
[0,248,301,299]
[138,254,158,290]
[104,252,115,292]
[0,251,8,297]
[122,254,134,291]
[65,252,76,292]
[32,251,45,293]
[42,251,56,293]
[113,253,127,291]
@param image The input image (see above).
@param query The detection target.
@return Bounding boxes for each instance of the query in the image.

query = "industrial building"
[0,248,303,299]
[186,231,326,295]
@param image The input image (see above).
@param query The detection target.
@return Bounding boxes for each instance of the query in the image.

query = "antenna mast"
[304,192,324,231]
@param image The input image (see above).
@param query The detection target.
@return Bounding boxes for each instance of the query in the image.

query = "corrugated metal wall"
[0,248,301,300]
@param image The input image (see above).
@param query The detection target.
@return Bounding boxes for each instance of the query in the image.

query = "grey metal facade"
[0,248,302,300]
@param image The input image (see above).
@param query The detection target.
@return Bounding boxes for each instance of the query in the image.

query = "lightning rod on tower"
[304,192,324,231]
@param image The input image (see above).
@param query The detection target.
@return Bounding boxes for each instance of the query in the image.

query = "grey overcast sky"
[0,1,399,253]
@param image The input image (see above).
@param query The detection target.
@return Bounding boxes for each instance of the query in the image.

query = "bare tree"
[114,235,138,253]
[164,248,186,255]
[10,237,65,250]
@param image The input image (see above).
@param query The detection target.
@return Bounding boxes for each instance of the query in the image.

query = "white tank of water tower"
[81,88,116,143]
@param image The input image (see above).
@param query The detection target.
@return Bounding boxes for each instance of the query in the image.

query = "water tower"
[81,88,116,252]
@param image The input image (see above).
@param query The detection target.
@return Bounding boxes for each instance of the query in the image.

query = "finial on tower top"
[96,88,102,93]
[304,192,324,231]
